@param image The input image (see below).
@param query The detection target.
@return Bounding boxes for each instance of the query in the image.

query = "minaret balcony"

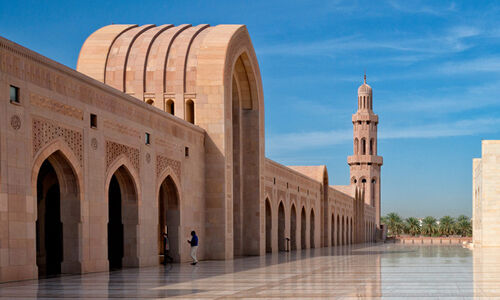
[352,114,378,123]
[347,155,383,166]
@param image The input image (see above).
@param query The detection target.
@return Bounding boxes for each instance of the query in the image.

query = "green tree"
[405,217,420,236]
[455,215,472,237]
[385,212,404,237]
[439,216,455,237]
[421,216,437,236]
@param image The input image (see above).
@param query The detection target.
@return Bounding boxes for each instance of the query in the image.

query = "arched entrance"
[278,202,285,251]
[351,218,353,244]
[331,214,335,246]
[107,165,138,270]
[342,216,345,245]
[337,215,340,246]
[265,199,272,253]
[310,210,315,248]
[301,207,306,249]
[35,151,80,277]
[291,204,297,250]
[158,175,180,262]
[231,53,261,257]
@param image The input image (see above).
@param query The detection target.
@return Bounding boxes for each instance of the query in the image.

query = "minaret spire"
[348,76,383,228]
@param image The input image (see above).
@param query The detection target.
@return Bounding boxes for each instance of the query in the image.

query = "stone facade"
[0,23,378,283]
[473,140,500,247]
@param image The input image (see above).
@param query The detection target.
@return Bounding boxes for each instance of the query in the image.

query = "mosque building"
[0,24,381,282]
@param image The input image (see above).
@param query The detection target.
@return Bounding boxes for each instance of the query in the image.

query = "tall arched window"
[166,99,174,115]
[186,100,194,124]
[354,138,359,154]
[369,138,374,155]
[371,178,376,206]
[361,138,366,155]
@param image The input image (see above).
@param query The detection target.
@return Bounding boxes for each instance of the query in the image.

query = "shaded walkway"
[0,243,492,299]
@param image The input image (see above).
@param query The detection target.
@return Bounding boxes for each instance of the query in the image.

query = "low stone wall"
[394,237,472,245]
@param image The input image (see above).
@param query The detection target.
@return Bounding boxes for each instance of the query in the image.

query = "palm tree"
[455,215,472,237]
[405,217,420,236]
[385,212,404,237]
[439,216,455,237]
[421,216,437,236]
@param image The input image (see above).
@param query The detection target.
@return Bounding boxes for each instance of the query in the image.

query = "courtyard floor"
[0,243,498,299]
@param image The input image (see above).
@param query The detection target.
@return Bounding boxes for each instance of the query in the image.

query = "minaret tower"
[348,74,383,227]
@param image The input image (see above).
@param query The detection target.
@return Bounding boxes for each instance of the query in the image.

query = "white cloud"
[258,25,481,67]
[266,117,500,154]
[386,0,457,16]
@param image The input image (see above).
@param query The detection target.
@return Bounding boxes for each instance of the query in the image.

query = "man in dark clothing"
[187,231,198,265]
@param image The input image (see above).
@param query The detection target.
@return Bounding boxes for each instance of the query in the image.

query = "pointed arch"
[158,174,181,262]
[31,141,83,276]
[265,198,272,253]
[310,209,315,248]
[105,159,140,269]
[278,201,285,251]
[301,206,307,249]
[290,203,297,251]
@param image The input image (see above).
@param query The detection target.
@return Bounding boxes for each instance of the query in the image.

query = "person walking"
[187,231,199,265]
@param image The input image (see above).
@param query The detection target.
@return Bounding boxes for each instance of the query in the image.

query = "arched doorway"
[265,199,272,253]
[350,218,353,244]
[342,216,345,245]
[278,202,285,251]
[35,151,80,277]
[337,215,340,246]
[291,204,297,250]
[231,53,260,257]
[301,207,306,249]
[331,214,335,246]
[107,165,138,270]
[158,175,180,262]
[310,210,315,248]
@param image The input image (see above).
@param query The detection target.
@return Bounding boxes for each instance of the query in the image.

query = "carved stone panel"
[30,93,84,120]
[32,118,83,165]
[156,155,181,181]
[106,140,140,172]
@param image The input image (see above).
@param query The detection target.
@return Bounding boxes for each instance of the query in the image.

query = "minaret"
[347,74,383,227]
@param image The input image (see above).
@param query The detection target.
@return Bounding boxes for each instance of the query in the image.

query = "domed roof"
[358,74,372,94]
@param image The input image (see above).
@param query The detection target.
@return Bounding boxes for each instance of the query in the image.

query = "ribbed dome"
[357,74,372,94]
[358,83,372,94]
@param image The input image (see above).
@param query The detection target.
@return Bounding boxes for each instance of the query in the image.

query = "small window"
[146,99,154,105]
[10,85,19,103]
[362,179,366,183]
[166,99,175,115]
[186,100,194,124]
[273,178,276,185]
[90,114,97,128]
[298,186,300,192]
[287,182,289,189]
[145,133,151,145]
[185,146,189,157]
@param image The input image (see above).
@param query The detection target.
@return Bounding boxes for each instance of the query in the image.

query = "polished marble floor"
[1,243,499,299]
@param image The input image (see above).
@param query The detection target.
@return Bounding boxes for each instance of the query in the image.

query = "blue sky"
[2,0,499,218]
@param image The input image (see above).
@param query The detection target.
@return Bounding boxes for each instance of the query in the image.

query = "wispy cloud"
[258,25,481,65]
[439,57,500,74]
[266,117,500,153]
[380,79,500,114]
[386,0,457,16]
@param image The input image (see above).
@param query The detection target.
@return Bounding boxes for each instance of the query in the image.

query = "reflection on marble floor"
[0,243,498,299]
